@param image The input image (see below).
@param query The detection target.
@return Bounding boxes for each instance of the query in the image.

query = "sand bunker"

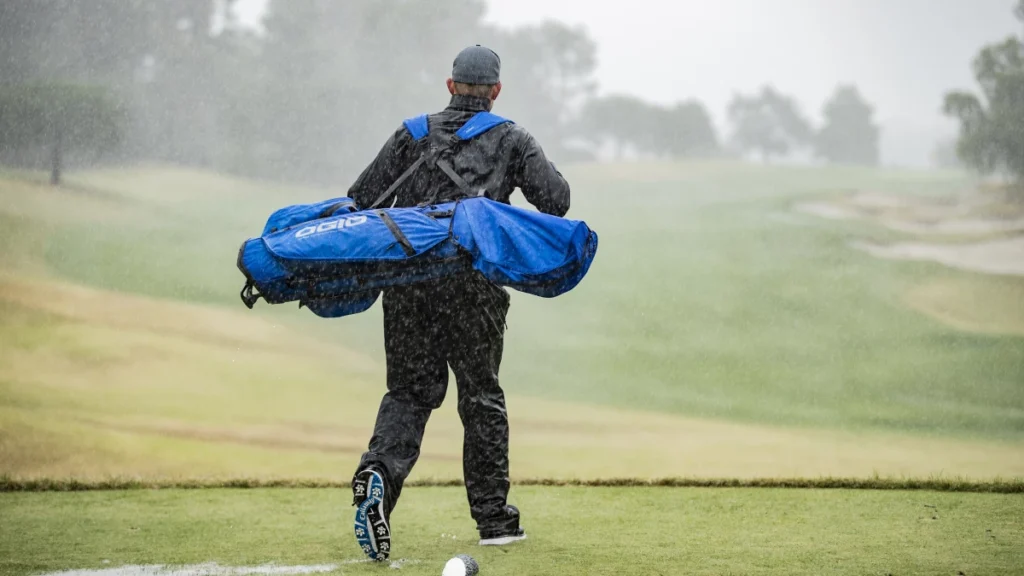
[852,237,1024,277]
[797,190,1024,237]
[845,191,919,210]
[793,202,860,220]
[795,189,1024,277]
[882,217,1024,235]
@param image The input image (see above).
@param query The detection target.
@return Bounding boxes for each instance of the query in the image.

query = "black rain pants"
[355,271,511,531]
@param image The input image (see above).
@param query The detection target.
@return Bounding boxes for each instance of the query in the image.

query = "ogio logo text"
[295,215,368,238]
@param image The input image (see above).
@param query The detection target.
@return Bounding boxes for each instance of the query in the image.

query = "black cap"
[452,45,501,85]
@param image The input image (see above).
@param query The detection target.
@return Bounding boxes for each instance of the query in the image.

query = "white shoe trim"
[478,533,527,546]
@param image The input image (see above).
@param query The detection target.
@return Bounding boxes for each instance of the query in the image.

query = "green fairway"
[1,487,1022,576]
[2,162,1023,576]
[4,163,1022,441]
[1,163,1023,483]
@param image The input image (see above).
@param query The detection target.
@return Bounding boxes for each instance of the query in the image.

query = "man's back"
[350,45,565,563]
[347,94,570,216]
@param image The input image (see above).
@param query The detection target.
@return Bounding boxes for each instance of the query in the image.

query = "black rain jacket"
[347,94,570,217]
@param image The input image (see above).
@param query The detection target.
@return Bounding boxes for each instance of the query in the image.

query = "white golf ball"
[442,554,479,576]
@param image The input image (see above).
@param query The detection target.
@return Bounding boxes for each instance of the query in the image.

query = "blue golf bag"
[236,111,598,319]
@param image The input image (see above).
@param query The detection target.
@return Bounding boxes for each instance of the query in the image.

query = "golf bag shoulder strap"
[370,111,514,208]
[455,111,514,140]
[403,114,430,141]
[401,111,513,142]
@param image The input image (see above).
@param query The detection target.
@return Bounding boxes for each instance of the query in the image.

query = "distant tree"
[727,86,812,162]
[0,84,124,185]
[656,101,719,157]
[251,0,600,184]
[578,95,717,160]
[2,0,600,183]
[815,85,880,166]
[942,35,1024,183]
[578,95,656,159]
[487,20,599,163]
[253,0,489,184]
[0,0,229,167]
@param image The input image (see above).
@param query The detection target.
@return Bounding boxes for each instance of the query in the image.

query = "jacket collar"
[447,94,492,112]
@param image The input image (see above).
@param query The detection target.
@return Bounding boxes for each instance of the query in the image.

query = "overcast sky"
[233,0,1021,167]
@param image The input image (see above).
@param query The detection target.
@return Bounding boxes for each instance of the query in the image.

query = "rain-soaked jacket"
[347,94,570,216]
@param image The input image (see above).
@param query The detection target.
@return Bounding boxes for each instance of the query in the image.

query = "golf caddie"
[346,45,571,562]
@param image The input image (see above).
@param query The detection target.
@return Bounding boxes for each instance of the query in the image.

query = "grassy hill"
[3,162,1023,576]
[1,162,1022,484]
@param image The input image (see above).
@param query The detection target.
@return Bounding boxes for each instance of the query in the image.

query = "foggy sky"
[234,0,1021,168]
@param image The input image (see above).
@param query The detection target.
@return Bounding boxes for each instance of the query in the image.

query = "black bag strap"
[434,157,478,198]
[376,209,417,256]
[370,124,488,209]
[368,153,429,209]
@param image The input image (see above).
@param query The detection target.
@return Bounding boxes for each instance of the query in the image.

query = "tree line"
[1,0,885,187]
[942,0,1024,185]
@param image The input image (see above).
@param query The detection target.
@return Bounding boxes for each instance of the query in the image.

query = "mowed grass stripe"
[23,164,1023,441]
[3,476,1022,493]
[2,165,1023,487]
[3,276,1022,482]
[2,486,1021,576]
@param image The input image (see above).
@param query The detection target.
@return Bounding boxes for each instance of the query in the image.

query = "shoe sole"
[478,533,527,546]
[353,471,390,561]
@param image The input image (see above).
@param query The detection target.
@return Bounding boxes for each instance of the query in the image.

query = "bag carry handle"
[240,279,262,309]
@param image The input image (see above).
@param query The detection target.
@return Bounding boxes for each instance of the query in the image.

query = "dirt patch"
[852,237,1024,277]
[905,277,1024,337]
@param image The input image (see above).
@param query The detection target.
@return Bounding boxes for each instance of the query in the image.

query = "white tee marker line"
[36,563,340,576]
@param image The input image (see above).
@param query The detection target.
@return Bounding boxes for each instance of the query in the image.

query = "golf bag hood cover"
[237,197,598,318]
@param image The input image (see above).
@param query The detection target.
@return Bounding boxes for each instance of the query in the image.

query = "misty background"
[1,0,1021,187]
[231,0,1021,168]
[2,0,1024,518]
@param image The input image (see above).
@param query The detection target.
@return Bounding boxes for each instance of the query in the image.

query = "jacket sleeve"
[511,130,571,217]
[346,127,407,209]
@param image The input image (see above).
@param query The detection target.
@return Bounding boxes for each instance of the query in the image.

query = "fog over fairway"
[1,0,1022,480]
[230,0,1021,168]
[2,4,1024,573]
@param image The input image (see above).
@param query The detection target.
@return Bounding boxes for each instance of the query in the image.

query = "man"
[346,45,570,562]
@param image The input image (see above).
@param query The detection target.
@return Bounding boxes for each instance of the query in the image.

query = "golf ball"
[441,554,479,576]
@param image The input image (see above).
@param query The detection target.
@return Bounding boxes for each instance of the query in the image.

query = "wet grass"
[2,486,1022,576]
[4,277,1020,482]
[3,475,1023,493]
[2,163,1022,575]
[1,162,1022,461]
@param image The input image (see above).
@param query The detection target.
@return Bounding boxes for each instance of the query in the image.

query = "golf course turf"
[2,487,1022,576]
[1,161,1022,575]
